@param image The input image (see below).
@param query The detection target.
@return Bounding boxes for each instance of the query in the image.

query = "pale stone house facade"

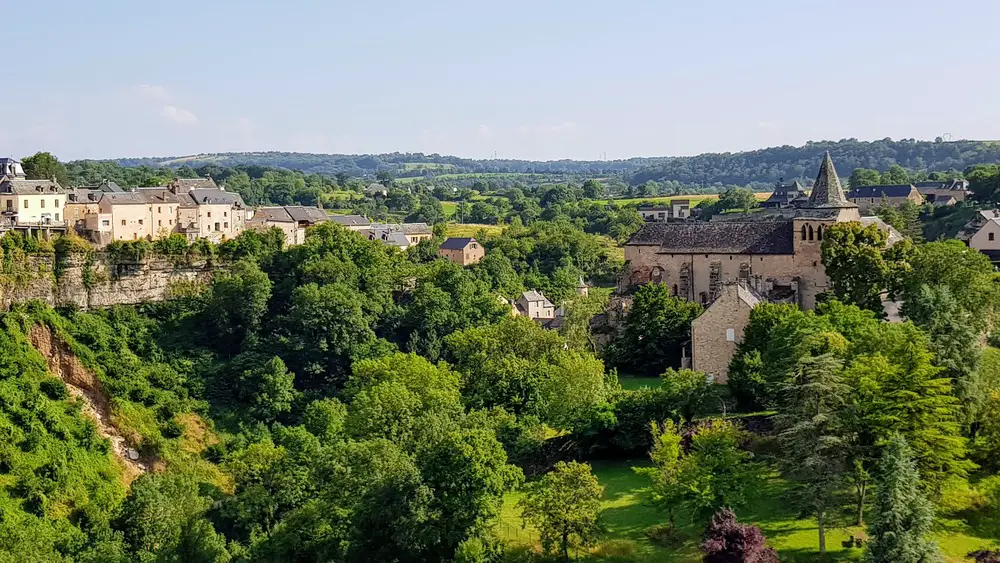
[515,290,555,320]
[438,237,485,265]
[846,184,923,212]
[0,159,66,228]
[691,282,760,384]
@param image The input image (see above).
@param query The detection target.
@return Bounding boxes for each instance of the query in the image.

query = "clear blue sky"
[3,0,999,161]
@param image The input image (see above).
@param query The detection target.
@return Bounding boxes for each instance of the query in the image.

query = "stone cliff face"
[0,253,217,310]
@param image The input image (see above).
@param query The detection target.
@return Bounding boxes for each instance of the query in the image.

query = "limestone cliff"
[0,253,217,310]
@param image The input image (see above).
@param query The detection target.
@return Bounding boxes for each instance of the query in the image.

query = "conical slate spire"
[805,151,856,208]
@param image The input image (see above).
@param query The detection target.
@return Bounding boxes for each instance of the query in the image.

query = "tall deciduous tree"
[821,222,909,313]
[518,461,603,561]
[863,435,942,563]
[775,353,850,555]
[849,168,882,188]
[607,283,703,376]
[21,151,69,185]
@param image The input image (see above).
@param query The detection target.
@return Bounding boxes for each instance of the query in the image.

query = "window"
[40,199,45,209]
[801,225,806,240]
[207,212,212,218]
[5,200,11,210]
[138,219,143,226]
[55,213,59,221]
[169,220,173,226]
[224,222,229,229]
[158,220,162,227]
[214,222,220,231]
[808,224,814,241]
[817,225,823,240]
[121,220,126,226]
[102,220,110,227]
[726,328,736,342]
[991,232,996,242]
[54,199,60,207]
[23,200,28,209]
[158,206,162,213]
[224,211,228,217]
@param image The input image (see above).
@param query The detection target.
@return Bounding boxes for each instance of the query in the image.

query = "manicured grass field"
[498,460,994,562]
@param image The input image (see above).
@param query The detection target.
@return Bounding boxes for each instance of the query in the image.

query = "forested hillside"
[105,138,1000,189]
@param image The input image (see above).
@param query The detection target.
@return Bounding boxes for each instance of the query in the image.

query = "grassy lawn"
[446,223,505,238]
[618,376,661,391]
[498,460,994,562]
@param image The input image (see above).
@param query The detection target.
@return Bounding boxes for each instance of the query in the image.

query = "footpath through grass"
[498,459,994,562]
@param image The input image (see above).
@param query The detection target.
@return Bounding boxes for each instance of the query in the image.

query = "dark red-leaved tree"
[968,550,1000,563]
[701,508,779,563]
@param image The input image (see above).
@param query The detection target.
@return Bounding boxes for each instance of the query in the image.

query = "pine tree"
[774,353,850,555]
[863,434,943,563]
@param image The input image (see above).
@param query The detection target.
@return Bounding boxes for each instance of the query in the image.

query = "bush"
[39,378,69,401]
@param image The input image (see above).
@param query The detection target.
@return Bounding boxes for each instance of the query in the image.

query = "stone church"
[621,153,865,310]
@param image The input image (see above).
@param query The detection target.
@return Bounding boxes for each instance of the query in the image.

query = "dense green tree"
[902,240,1000,330]
[966,164,1000,204]
[863,435,943,563]
[821,222,908,313]
[849,167,882,188]
[881,163,911,185]
[21,151,70,185]
[205,261,272,350]
[714,187,758,212]
[518,461,603,561]
[606,283,703,376]
[775,353,850,555]
[640,419,764,524]
[581,179,605,199]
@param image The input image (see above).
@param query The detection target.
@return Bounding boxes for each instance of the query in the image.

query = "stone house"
[914,179,970,205]
[99,192,154,241]
[186,187,247,243]
[247,205,329,246]
[515,290,555,321]
[691,282,761,384]
[761,180,808,209]
[328,214,371,231]
[0,159,66,229]
[638,200,691,222]
[965,210,1000,262]
[621,153,862,310]
[438,237,485,265]
[846,184,923,212]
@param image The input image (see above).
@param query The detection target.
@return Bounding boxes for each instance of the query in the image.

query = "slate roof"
[136,187,182,203]
[188,188,245,207]
[914,179,969,191]
[847,185,917,199]
[67,188,104,203]
[626,221,795,254]
[804,152,856,208]
[328,214,371,227]
[763,181,807,206]
[362,228,410,248]
[174,178,218,190]
[285,206,328,224]
[0,178,65,195]
[520,290,554,307]
[76,179,124,193]
[370,222,432,235]
[252,207,295,223]
[101,192,147,205]
[440,237,475,250]
[860,216,904,246]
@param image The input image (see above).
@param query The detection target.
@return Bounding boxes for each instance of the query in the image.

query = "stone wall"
[690,284,756,384]
[0,253,217,310]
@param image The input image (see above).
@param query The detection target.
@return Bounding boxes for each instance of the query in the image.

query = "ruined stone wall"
[0,253,217,310]
[622,240,831,310]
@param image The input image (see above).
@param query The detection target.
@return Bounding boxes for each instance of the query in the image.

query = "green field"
[445,223,505,238]
[498,460,993,562]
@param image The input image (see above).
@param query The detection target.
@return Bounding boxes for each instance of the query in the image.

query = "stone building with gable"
[621,153,862,310]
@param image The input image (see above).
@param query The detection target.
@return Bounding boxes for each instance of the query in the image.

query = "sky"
[3,0,999,162]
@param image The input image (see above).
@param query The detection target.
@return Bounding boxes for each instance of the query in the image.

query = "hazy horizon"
[4,0,999,162]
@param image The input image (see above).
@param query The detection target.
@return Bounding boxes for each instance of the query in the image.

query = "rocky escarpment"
[28,324,152,483]
[0,253,218,310]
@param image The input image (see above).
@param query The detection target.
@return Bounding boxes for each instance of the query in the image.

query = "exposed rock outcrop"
[0,253,217,311]
[29,324,152,484]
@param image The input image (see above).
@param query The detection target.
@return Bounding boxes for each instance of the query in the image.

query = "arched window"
[808,224,814,241]
[671,284,678,296]
[817,225,823,240]
[801,225,807,240]
[651,267,663,283]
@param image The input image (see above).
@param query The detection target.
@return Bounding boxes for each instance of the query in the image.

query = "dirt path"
[29,325,151,484]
